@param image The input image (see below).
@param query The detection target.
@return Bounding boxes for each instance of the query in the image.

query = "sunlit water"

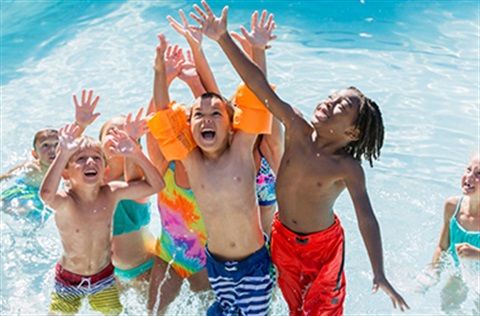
[1,0,479,315]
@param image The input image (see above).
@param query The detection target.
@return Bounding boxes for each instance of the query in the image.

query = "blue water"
[1,0,479,315]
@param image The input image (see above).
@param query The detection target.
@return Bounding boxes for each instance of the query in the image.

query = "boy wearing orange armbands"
[147,33,275,316]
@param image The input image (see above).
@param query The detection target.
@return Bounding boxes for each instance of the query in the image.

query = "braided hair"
[343,87,384,167]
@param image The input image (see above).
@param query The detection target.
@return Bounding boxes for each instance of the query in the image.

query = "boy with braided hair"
[191,1,409,314]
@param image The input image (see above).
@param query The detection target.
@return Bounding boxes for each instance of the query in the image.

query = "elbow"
[152,178,165,193]
[39,189,55,206]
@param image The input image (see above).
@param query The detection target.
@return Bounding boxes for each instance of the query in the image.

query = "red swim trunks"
[271,213,346,316]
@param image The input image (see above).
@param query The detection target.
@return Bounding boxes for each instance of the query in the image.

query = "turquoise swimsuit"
[112,199,151,236]
[449,196,480,264]
[112,199,153,279]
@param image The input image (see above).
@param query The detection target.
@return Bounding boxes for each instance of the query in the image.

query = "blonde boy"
[147,34,275,315]
[40,123,164,315]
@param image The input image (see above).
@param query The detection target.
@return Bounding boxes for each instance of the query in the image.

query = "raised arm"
[108,128,164,201]
[236,10,276,75]
[73,89,101,136]
[123,108,148,183]
[190,1,296,129]
[345,162,409,311]
[168,9,220,94]
[153,34,174,112]
[177,50,207,98]
[145,99,169,175]
[39,123,83,209]
[239,9,283,171]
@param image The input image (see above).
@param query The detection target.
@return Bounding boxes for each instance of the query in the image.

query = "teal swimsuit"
[1,178,52,222]
[448,196,480,264]
[112,199,151,236]
[112,199,154,279]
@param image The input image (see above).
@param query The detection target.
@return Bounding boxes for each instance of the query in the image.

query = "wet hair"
[69,136,106,166]
[194,92,236,123]
[33,128,58,149]
[343,87,384,167]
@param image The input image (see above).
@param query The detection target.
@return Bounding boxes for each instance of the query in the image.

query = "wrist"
[217,31,230,44]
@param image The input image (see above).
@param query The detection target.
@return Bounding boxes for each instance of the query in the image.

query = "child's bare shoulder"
[444,195,460,218]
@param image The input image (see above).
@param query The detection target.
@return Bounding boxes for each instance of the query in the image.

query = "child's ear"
[31,150,39,159]
[346,127,360,141]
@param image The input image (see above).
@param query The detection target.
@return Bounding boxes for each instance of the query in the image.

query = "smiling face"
[190,94,233,153]
[33,129,59,167]
[312,89,360,131]
[66,138,106,187]
[461,155,480,196]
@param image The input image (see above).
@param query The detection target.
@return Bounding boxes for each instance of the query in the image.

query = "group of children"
[1,1,479,315]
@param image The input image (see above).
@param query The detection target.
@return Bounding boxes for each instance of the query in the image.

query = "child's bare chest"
[278,147,343,186]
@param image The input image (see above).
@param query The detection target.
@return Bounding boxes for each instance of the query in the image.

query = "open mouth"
[464,181,475,190]
[201,129,216,141]
[84,170,98,177]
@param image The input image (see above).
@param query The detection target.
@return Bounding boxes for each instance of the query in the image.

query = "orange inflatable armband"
[233,83,274,134]
[147,103,196,161]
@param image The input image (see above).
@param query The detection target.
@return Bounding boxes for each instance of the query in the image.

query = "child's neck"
[70,184,101,203]
[466,195,480,215]
[201,143,229,161]
[311,130,350,154]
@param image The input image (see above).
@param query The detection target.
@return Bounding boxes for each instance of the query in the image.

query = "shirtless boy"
[40,123,164,315]
[1,128,58,221]
[191,1,409,314]
[147,33,275,315]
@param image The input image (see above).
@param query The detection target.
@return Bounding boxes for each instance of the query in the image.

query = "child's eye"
[194,112,203,118]
[213,111,221,116]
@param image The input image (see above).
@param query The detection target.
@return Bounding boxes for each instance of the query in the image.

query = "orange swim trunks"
[271,213,346,316]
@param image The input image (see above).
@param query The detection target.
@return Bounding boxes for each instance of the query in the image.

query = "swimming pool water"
[1,0,479,314]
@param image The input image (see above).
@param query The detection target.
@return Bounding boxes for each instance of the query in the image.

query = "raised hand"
[125,108,148,141]
[58,123,84,157]
[178,50,199,83]
[372,274,410,312]
[190,0,228,41]
[73,90,100,130]
[168,10,203,50]
[164,43,185,84]
[108,128,140,157]
[238,10,276,50]
[154,33,169,72]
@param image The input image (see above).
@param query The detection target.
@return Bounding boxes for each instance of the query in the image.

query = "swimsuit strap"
[452,196,464,220]
[258,145,265,159]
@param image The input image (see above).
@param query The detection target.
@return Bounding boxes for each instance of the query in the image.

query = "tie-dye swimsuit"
[157,155,277,279]
[156,162,208,278]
